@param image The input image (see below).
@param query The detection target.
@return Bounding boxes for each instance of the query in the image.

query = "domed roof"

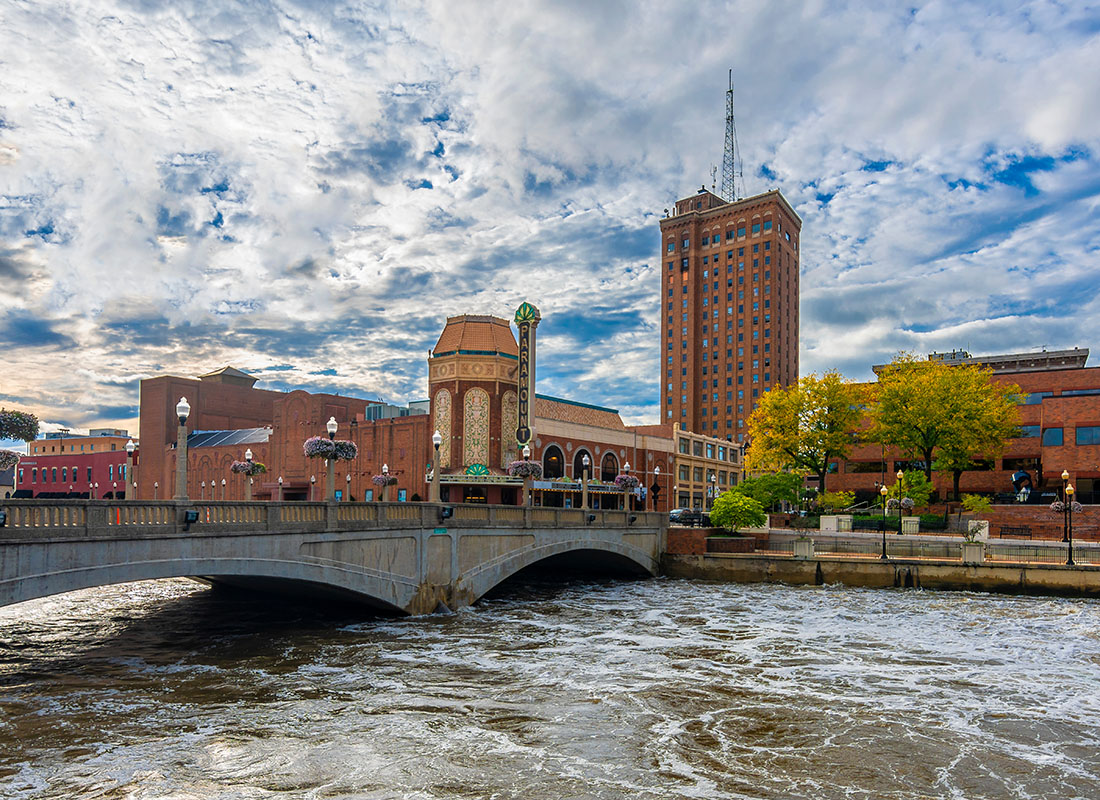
[432,315,518,357]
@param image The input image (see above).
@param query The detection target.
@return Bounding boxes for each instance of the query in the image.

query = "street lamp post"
[381,464,390,503]
[325,417,337,502]
[1062,469,1070,542]
[522,444,532,507]
[653,465,661,511]
[173,397,191,500]
[346,473,351,501]
[153,482,158,500]
[1066,484,1076,566]
[896,469,904,535]
[709,474,718,509]
[581,454,590,510]
[623,461,632,511]
[201,480,206,500]
[93,482,99,500]
[125,439,136,500]
[431,429,442,503]
[245,448,254,502]
[879,485,889,559]
[220,478,226,501]
[112,481,117,499]
[277,476,283,502]
[310,475,316,502]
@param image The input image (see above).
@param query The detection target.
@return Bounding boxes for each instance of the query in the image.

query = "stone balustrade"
[0,500,662,540]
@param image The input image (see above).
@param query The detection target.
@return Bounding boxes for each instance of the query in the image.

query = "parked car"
[669,508,711,527]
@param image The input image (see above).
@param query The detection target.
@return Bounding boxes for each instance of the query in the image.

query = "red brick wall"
[982,504,1099,541]
[666,528,708,555]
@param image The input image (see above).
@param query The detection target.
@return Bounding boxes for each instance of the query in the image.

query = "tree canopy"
[745,371,864,493]
[867,355,1020,496]
[710,491,767,533]
[732,472,803,511]
[0,409,39,442]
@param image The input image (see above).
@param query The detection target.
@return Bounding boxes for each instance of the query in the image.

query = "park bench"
[999,525,1032,539]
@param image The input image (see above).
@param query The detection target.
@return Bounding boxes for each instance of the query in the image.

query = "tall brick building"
[659,188,801,442]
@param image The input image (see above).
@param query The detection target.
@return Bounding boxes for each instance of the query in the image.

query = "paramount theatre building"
[137,305,742,510]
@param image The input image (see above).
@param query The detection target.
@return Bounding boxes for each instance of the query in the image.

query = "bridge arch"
[0,556,413,614]
[457,536,658,604]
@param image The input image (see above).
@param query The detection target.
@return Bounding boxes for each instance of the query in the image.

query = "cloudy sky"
[2,0,1098,444]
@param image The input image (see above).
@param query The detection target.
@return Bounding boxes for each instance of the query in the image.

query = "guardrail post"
[85,502,108,535]
[266,503,281,531]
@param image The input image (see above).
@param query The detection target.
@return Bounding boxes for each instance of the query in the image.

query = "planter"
[967,520,990,542]
[961,541,985,565]
[901,516,920,535]
[793,538,815,559]
[820,515,840,532]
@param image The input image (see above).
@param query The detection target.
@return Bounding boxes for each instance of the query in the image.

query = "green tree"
[820,491,856,511]
[732,472,803,511]
[710,490,767,534]
[746,371,864,493]
[868,355,1020,496]
[886,470,934,508]
[0,409,39,442]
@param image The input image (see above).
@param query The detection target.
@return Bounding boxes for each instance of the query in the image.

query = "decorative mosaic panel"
[433,389,452,469]
[463,388,490,468]
[500,391,518,468]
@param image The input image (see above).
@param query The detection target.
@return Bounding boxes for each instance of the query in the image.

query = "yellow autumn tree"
[867,354,1020,498]
[745,371,865,493]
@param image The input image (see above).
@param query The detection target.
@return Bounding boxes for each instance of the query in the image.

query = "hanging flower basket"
[230,460,267,476]
[885,497,914,513]
[372,474,397,487]
[614,474,640,491]
[507,460,543,479]
[303,436,358,461]
[0,409,39,442]
[0,450,20,470]
[1050,501,1084,514]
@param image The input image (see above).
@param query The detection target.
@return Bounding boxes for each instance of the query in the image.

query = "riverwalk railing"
[758,532,1099,565]
[0,500,662,540]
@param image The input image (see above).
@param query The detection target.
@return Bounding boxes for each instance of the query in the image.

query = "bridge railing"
[0,500,664,540]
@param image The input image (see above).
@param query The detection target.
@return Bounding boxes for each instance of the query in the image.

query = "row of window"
[20,464,128,483]
[676,465,735,483]
[1016,425,1100,446]
[667,221,777,252]
[675,439,739,461]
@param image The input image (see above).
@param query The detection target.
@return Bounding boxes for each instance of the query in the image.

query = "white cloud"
[0,0,1097,431]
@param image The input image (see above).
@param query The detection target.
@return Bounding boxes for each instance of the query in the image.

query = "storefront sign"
[514,302,541,446]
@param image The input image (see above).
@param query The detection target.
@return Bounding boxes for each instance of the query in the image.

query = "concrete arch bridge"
[0,501,664,614]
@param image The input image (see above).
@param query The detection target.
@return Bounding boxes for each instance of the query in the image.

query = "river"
[1,574,1098,799]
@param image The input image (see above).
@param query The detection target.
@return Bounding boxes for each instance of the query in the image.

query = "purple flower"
[507,460,543,479]
[613,474,640,491]
[230,460,267,475]
[371,474,397,487]
[304,437,358,461]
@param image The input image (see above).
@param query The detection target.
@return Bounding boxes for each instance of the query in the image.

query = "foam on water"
[1,576,1099,798]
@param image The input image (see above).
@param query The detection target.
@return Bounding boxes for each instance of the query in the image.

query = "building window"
[763,220,772,231]
[1042,427,1063,446]
[1020,392,1053,405]
[1076,426,1100,446]
[752,223,760,234]
[679,465,690,481]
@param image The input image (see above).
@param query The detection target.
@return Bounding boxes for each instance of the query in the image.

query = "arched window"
[543,445,564,479]
[601,452,618,482]
[573,449,593,480]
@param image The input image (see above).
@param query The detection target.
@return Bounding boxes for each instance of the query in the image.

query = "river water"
[1,575,1098,799]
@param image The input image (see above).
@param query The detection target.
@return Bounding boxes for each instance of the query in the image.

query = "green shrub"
[821,491,856,511]
[711,491,767,533]
[961,494,992,515]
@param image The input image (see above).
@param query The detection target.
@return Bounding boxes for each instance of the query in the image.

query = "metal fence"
[759,535,1099,565]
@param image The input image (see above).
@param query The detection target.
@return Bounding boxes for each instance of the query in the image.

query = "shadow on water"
[0,578,397,684]
[478,549,652,606]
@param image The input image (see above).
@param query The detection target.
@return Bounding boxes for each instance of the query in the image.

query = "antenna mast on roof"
[720,69,744,202]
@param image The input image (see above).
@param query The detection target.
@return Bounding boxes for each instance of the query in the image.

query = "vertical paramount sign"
[514,301,541,448]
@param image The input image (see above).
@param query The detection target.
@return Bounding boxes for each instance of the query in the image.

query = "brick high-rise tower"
[659,188,801,441]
